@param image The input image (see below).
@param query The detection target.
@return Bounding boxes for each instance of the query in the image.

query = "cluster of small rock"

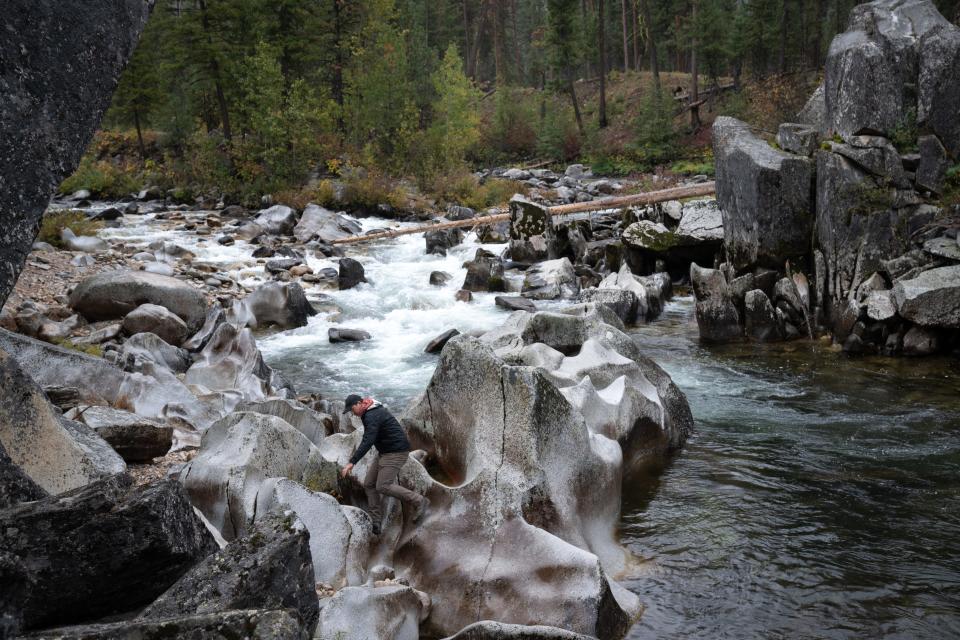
[696,0,960,357]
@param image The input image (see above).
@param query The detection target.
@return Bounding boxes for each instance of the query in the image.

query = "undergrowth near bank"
[38,210,103,248]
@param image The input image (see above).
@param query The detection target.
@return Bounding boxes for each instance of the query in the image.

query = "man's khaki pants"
[363,451,423,526]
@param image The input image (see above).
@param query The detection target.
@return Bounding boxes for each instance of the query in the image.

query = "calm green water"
[621,297,960,639]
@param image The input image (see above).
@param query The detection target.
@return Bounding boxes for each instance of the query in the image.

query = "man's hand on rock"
[340,463,354,478]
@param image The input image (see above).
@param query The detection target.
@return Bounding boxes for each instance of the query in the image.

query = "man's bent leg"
[376,451,424,507]
[363,456,382,525]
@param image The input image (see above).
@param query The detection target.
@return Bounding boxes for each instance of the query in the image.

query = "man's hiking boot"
[413,497,430,524]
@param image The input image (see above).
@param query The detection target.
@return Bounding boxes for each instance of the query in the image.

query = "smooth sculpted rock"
[0,348,125,495]
[120,332,193,375]
[400,310,692,637]
[443,621,598,640]
[139,513,319,639]
[236,398,332,446]
[0,0,152,309]
[315,585,428,640]
[597,264,649,320]
[179,412,337,539]
[122,303,190,346]
[245,281,317,329]
[184,323,278,402]
[713,116,814,269]
[1,475,217,632]
[69,271,208,332]
[691,264,742,342]
[892,265,960,328]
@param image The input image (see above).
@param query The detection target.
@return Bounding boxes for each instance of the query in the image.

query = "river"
[101,210,960,638]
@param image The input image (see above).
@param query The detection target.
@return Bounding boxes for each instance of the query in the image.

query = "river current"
[101,211,960,639]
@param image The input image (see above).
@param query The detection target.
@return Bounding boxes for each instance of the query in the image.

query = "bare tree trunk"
[462,0,473,77]
[134,108,146,163]
[569,79,586,136]
[622,0,630,70]
[814,0,826,67]
[640,0,660,92]
[511,0,523,81]
[690,0,700,130]
[779,0,789,74]
[632,0,641,69]
[599,0,608,127]
[332,0,345,135]
[198,0,231,142]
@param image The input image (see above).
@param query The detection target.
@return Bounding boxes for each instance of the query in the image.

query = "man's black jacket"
[349,405,411,465]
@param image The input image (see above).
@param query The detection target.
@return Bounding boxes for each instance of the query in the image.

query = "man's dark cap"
[342,394,363,414]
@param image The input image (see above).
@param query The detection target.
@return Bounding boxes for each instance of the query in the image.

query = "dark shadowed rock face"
[0,0,153,309]
[712,116,814,270]
[0,441,48,509]
[139,513,319,640]
[0,475,217,633]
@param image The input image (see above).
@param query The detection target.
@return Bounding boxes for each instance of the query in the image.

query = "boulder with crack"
[0,475,217,634]
[138,512,319,639]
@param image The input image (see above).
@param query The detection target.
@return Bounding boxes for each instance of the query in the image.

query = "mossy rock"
[622,220,679,253]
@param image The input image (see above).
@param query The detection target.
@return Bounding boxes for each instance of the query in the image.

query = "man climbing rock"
[340,394,429,535]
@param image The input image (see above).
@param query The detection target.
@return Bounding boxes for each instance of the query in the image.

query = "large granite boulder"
[691,264,742,342]
[179,412,337,539]
[139,513,319,639]
[521,258,580,300]
[69,271,208,332]
[509,195,556,263]
[0,475,217,633]
[675,198,724,245]
[184,323,278,402]
[463,249,506,292]
[425,224,464,256]
[293,204,360,243]
[825,0,960,156]
[119,332,193,375]
[712,116,815,270]
[577,288,640,325]
[237,398,333,446]
[254,205,298,235]
[121,303,190,346]
[244,282,317,329]
[892,265,960,328]
[0,0,152,309]
[338,257,367,290]
[0,348,125,494]
[66,406,174,463]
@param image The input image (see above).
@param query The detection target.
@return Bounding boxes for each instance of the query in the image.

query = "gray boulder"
[892,265,960,328]
[60,227,109,253]
[122,303,190,346]
[521,257,580,300]
[185,323,278,402]
[329,327,372,343]
[443,621,597,640]
[578,287,640,325]
[0,0,152,309]
[293,204,360,243]
[0,347,125,495]
[1,475,217,632]
[463,250,506,292]
[776,123,819,156]
[495,296,537,313]
[338,257,366,290]
[866,290,898,321]
[916,134,948,194]
[67,406,173,462]
[509,195,555,263]
[923,236,960,261]
[315,585,428,640]
[425,225,464,256]
[245,282,316,329]
[236,398,332,446]
[827,136,909,187]
[69,271,208,332]
[796,83,827,131]
[902,325,943,355]
[713,116,814,269]
[425,328,460,354]
[120,332,193,375]
[139,513,319,639]
[675,198,724,245]
[917,18,960,157]
[743,290,781,341]
[254,205,298,235]
[182,307,225,352]
[430,270,453,286]
[691,264,742,342]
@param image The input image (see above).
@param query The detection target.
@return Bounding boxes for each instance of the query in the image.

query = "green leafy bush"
[59,156,142,199]
[38,210,103,248]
